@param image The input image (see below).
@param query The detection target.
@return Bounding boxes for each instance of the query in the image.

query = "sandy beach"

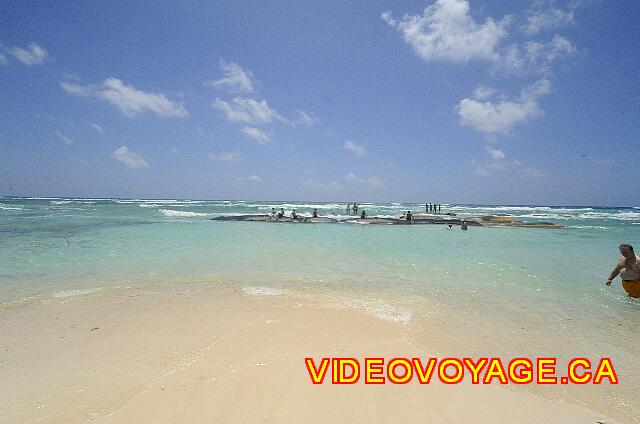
[0,284,613,424]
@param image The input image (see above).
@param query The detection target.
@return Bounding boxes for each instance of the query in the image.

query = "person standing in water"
[360,210,367,219]
[312,208,318,218]
[461,220,468,231]
[607,244,640,298]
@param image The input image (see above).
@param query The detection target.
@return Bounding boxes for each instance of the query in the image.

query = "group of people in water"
[265,206,637,299]
[426,203,443,213]
[268,206,467,229]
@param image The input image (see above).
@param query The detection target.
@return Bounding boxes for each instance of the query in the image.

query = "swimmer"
[405,211,413,222]
[448,224,453,230]
[607,244,640,298]
[461,220,468,231]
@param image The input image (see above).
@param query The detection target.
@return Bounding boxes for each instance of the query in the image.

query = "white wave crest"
[159,209,209,217]
[53,288,101,298]
[242,286,283,296]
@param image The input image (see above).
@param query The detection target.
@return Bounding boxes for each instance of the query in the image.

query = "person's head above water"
[620,244,634,257]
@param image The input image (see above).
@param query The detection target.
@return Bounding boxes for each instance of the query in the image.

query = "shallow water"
[1,197,639,421]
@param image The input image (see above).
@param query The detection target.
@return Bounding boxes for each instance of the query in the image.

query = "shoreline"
[0,285,620,423]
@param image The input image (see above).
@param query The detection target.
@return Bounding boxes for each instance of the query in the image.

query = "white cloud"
[61,78,188,118]
[305,179,343,191]
[494,35,576,75]
[111,146,150,169]
[457,79,551,134]
[383,1,576,77]
[486,146,506,163]
[247,175,263,182]
[468,158,490,176]
[0,53,7,65]
[523,0,576,35]
[295,110,319,127]
[213,97,283,124]
[10,43,48,65]
[208,60,255,93]
[60,81,93,96]
[382,0,508,63]
[469,148,548,177]
[473,85,497,100]
[240,127,272,144]
[55,131,74,145]
[90,123,104,134]
[344,139,366,156]
[208,152,243,162]
[346,173,384,188]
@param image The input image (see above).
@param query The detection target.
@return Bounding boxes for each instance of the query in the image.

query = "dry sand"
[0,285,613,424]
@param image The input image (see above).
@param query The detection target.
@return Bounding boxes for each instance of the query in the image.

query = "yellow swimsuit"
[622,279,640,298]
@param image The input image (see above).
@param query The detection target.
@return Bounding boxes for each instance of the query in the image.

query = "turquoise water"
[1,197,638,306]
[2,197,639,420]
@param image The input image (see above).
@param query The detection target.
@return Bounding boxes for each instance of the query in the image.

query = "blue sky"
[1,0,638,205]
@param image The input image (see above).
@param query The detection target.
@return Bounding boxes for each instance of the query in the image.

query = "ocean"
[1,196,639,420]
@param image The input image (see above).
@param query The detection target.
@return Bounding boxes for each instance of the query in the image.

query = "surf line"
[304,357,618,385]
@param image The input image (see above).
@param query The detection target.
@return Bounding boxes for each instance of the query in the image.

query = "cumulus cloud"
[383,1,576,76]
[494,35,576,75]
[345,173,384,188]
[469,147,548,177]
[208,152,243,162]
[457,79,551,135]
[208,60,255,93]
[472,85,497,100]
[55,131,74,145]
[111,146,150,169]
[486,146,506,163]
[523,0,576,35]
[344,139,366,156]
[213,97,283,124]
[240,127,272,144]
[382,0,508,63]
[10,43,48,65]
[294,110,319,127]
[61,78,188,118]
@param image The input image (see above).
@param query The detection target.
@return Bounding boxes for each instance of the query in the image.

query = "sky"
[1,0,638,205]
